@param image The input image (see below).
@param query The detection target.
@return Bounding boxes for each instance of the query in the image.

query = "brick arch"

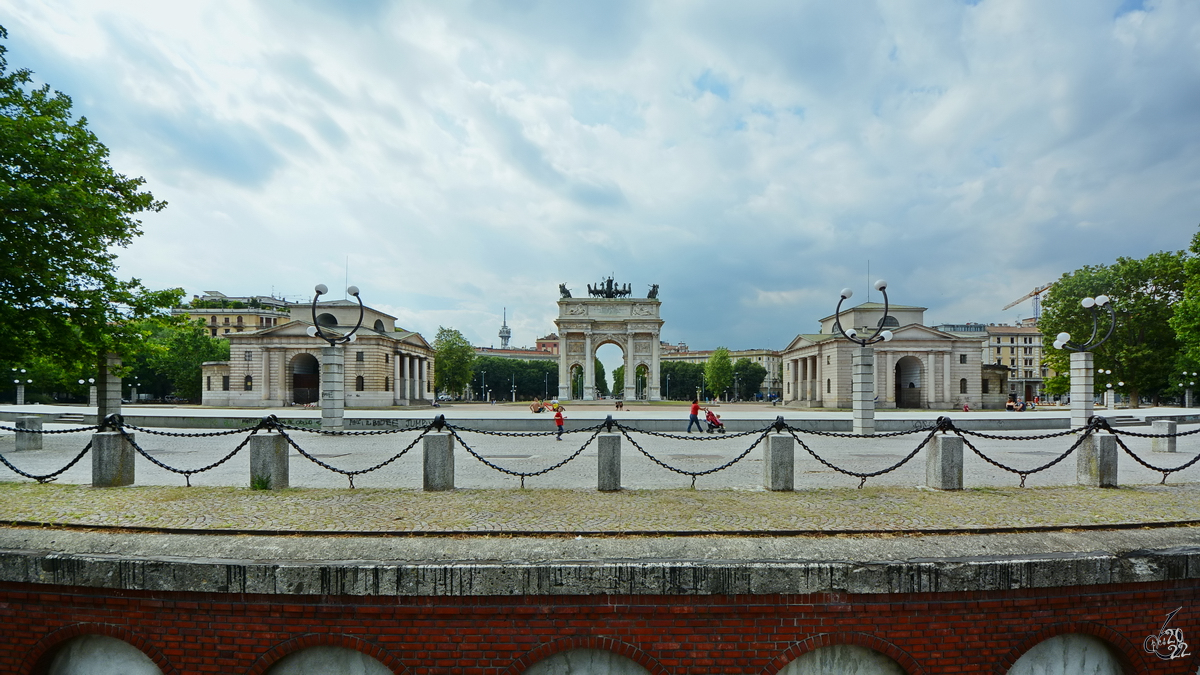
[761,631,925,675]
[21,622,178,675]
[503,636,669,675]
[993,621,1144,675]
[245,633,409,675]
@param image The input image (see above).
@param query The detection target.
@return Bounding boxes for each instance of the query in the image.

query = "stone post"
[96,353,122,422]
[88,385,98,408]
[1187,388,1194,408]
[926,435,964,490]
[92,430,135,487]
[1077,433,1117,488]
[249,432,289,490]
[321,345,345,431]
[763,434,794,491]
[1151,420,1177,454]
[852,346,875,435]
[1070,351,1094,431]
[423,432,455,491]
[15,416,42,452]
[15,384,24,406]
[597,433,621,491]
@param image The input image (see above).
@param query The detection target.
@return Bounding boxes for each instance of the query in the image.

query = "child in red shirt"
[554,408,565,440]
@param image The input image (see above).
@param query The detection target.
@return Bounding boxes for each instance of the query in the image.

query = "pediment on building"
[783,333,833,352]
[888,324,963,341]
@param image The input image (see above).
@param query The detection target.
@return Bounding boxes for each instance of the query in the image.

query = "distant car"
[437,394,452,401]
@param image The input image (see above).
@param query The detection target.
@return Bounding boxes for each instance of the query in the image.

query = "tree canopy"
[433,327,475,396]
[1040,250,1186,407]
[732,358,768,399]
[0,26,178,370]
[704,347,733,400]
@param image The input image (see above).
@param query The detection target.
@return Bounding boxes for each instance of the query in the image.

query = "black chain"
[955,426,1087,441]
[1108,425,1200,439]
[953,424,1096,488]
[447,423,604,487]
[786,424,935,439]
[274,420,429,436]
[785,425,939,489]
[0,424,100,434]
[115,424,260,487]
[274,422,433,488]
[0,442,93,483]
[1106,425,1200,483]
[448,425,579,438]
[618,422,774,488]
[620,426,766,441]
[121,423,261,437]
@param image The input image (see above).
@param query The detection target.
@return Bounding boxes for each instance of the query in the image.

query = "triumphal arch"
[555,279,663,401]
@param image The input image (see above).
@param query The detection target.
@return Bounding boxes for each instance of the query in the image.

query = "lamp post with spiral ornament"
[1051,294,1116,431]
[305,284,365,431]
[832,280,896,435]
[11,368,28,405]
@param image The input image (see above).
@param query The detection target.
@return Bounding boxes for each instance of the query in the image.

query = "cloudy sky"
[4,0,1200,369]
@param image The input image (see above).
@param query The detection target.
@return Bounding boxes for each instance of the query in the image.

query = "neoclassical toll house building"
[781,302,988,410]
[201,300,434,408]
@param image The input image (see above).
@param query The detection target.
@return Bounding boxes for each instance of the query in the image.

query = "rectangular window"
[959,354,967,364]
[1009,347,1015,354]
[244,351,253,361]
[1024,347,1032,355]
[356,351,365,362]
[995,347,1001,355]
[1009,358,1016,366]
[1025,359,1033,366]
[206,376,211,391]
[1009,337,1015,343]
[982,379,990,394]
[221,375,230,391]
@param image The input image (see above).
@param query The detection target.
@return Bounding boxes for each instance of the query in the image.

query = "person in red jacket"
[687,399,703,433]
[554,407,566,440]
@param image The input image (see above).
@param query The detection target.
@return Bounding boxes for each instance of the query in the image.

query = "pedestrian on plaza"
[687,398,703,433]
[554,407,566,440]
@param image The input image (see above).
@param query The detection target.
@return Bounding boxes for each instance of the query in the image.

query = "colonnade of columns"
[392,353,431,404]
[789,355,822,404]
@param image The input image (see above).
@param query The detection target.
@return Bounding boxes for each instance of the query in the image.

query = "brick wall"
[4,579,1198,675]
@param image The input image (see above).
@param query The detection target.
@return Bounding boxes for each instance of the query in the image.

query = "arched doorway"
[636,364,649,400]
[569,364,584,400]
[291,353,320,405]
[894,356,923,408]
[596,342,623,398]
[1007,634,1123,675]
[40,634,164,675]
[779,643,907,675]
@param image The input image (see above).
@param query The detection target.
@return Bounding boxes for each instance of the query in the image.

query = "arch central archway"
[555,289,664,401]
[894,356,924,409]
[291,353,320,405]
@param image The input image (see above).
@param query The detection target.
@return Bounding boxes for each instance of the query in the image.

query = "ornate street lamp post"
[1180,371,1197,408]
[665,373,670,400]
[79,378,96,407]
[12,369,30,405]
[832,280,895,435]
[1051,294,1116,430]
[305,284,364,431]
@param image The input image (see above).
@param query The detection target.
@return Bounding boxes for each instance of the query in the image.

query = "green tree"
[0,26,178,371]
[659,361,704,400]
[704,347,734,401]
[434,327,475,397]
[1170,229,1200,371]
[611,365,625,398]
[732,358,768,399]
[1040,251,1186,408]
[471,356,558,401]
[146,319,230,402]
[594,357,609,397]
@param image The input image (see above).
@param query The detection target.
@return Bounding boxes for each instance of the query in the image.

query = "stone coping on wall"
[1,526,1199,597]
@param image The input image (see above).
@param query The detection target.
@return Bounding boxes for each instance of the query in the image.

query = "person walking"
[554,407,566,441]
[687,398,703,433]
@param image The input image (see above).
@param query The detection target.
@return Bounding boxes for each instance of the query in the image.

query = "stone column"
[883,351,894,408]
[943,352,952,404]
[416,358,426,403]
[649,337,661,401]
[423,432,455,491]
[15,416,42,451]
[320,345,345,431]
[597,433,621,491]
[393,352,402,405]
[92,430,135,487]
[926,435,963,490]
[852,346,875,435]
[96,353,122,422]
[1070,351,1094,431]
[249,432,289,489]
[15,384,24,406]
[1078,432,1117,488]
[1152,420,1177,453]
[260,348,270,401]
[763,434,794,491]
[815,355,823,406]
[88,385,98,408]
[583,334,594,400]
[925,352,935,408]
[558,339,570,401]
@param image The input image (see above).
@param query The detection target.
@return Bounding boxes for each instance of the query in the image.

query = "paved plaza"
[0,402,1198,535]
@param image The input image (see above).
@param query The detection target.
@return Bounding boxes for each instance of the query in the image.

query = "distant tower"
[499,308,512,349]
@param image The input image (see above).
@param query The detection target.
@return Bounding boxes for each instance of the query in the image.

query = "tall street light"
[305,284,364,431]
[832,280,895,435]
[1051,294,1116,430]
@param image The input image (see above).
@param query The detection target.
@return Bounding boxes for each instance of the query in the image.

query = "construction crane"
[1003,282,1055,320]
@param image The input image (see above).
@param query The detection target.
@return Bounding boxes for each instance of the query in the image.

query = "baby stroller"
[704,408,726,433]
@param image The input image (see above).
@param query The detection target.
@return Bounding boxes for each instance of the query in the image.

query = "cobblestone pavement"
[1,480,1198,533]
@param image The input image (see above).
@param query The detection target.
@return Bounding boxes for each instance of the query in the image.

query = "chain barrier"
[785,421,940,488]
[3,413,1200,488]
[273,417,435,488]
[446,421,606,487]
[617,421,775,488]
